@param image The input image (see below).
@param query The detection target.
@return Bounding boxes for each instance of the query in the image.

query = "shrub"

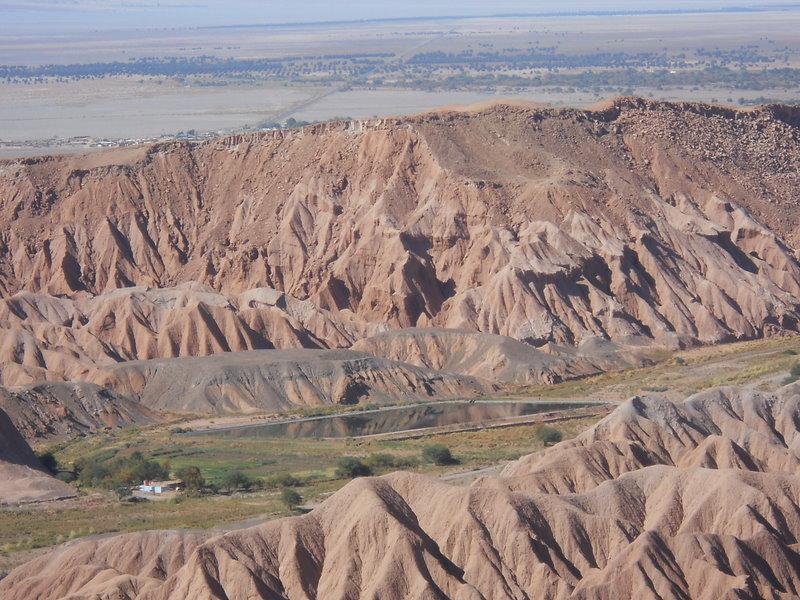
[422,445,455,466]
[335,457,372,479]
[357,453,416,473]
[281,488,302,510]
[536,426,563,446]
[263,473,304,490]
[220,470,254,493]
[37,451,58,475]
[55,471,77,483]
[274,473,301,487]
[364,453,399,469]
[784,362,800,384]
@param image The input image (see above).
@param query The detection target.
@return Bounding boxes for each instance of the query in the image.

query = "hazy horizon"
[4,0,800,35]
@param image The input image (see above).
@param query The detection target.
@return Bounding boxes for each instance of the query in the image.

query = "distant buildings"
[138,480,182,495]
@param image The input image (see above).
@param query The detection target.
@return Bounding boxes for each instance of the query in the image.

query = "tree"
[75,458,110,487]
[422,445,455,466]
[133,459,169,483]
[221,470,253,493]
[536,426,563,446]
[56,471,77,483]
[176,466,205,492]
[335,457,372,479]
[114,485,131,501]
[281,488,302,510]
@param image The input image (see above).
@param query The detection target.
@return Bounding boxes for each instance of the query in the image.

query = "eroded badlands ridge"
[1,98,799,389]
[3,384,800,599]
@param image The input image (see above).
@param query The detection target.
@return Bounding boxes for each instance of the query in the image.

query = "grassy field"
[2,335,799,573]
[512,336,800,401]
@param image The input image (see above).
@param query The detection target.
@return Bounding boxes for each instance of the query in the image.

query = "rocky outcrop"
[0,99,799,380]
[0,381,156,440]
[352,328,657,384]
[89,349,490,414]
[4,383,800,598]
[0,406,76,504]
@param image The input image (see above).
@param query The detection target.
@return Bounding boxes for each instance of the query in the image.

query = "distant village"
[0,118,315,156]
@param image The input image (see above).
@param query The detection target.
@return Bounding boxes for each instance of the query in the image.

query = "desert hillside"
[3,383,799,599]
[0,99,799,396]
[0,406,76,504]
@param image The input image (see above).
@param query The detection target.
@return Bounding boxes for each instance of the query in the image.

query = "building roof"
[141,480,182,487]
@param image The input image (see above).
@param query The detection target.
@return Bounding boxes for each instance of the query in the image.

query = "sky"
[4,1,800,33]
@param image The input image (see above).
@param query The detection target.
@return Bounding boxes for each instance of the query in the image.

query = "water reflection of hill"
[214,402,593,439]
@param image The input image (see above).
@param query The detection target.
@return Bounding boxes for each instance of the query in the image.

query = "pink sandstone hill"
[0,405,75,504]
[0,98,799,407]
[0,99,800,366]
[3,382,800,599]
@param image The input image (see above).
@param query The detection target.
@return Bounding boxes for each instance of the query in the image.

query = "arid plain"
[3,7,800,154]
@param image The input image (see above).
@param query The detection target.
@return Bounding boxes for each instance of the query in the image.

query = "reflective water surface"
[193,401,595,439]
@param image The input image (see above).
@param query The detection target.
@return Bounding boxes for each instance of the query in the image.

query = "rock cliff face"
[1,98,799,389]
[4,383,800,598]
[0,381,156,440]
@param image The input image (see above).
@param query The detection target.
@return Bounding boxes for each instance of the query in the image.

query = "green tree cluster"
[220,470,254,493]
[74,451,169,489]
